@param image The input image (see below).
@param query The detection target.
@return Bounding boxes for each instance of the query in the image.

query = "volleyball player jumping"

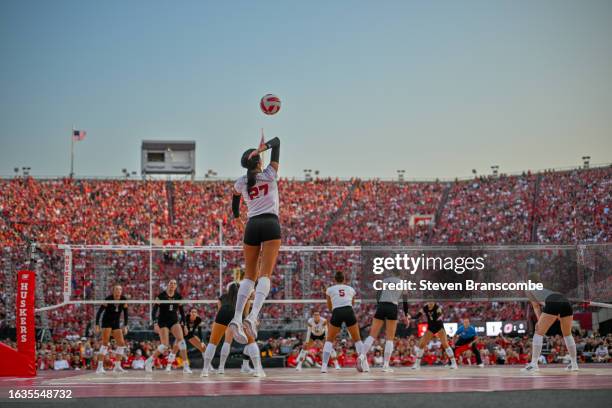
[95,284,129,374]
[228,136,281,344]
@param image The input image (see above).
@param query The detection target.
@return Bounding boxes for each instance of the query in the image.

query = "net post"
[149,223,153,322]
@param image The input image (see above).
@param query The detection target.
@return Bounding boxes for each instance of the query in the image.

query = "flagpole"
[70,125,74,178]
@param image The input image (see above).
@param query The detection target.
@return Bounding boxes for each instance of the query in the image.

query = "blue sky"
[0,0,611,179]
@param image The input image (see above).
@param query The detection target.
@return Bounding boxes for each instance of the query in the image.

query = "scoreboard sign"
[141,140,195,177]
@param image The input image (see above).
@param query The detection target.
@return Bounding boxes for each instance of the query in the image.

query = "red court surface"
[1,365,611,398]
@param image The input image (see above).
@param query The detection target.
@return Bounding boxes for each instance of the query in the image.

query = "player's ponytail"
[241,148,261,190]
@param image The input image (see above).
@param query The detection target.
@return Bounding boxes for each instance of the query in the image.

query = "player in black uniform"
[201,273,264,378]
[184,308,205,356]
[409,302,457,369]
[95,284,128,374]
[145,279,192,373]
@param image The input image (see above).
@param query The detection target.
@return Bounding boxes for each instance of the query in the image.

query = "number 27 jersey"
[234,164,279,218]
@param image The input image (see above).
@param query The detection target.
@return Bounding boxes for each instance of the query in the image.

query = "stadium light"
[582,156,591,169]
[491,165,499,176]
[303,169,313,181]
[396,169,406,182]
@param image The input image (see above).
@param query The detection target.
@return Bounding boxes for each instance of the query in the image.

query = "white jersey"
[307,317,327,337]
[326,284,356,310]
[234,164,279,218]
[378,276,407,305]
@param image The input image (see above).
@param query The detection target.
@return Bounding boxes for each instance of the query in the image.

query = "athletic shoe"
[96,365,105,374]
[295,365,302,371]
[217,367,225,375]
[113,364,126,373]
[200,368,209,377]
[411,361,421,370]
[334,363,341,370]
[361,355,370,373]
[165,365,172,373]
[253,369,266,378]
[243,316,258,340]
[382,366,394,373]
[183,365,193,374]
[228,319,248,344]
[521,363,539,373]
[449,360,458,370]
[478,363,485,368]
[565,363,579,372]
[355,355,364,372]
[320,365,328,373]
[240,363,255,374]
[144,358,153,373]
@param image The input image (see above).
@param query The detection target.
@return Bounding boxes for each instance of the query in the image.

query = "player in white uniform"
[361,276,410,372]
[295,311,340,370]
[229,137,281,345]
[322,271,368,373]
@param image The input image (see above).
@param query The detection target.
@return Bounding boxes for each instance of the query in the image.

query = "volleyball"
[260,94,281,115]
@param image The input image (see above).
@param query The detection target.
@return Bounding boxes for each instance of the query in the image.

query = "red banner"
[0,270,36,377]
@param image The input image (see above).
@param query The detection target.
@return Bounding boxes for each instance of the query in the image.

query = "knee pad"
[99,345,108,356]
[178,339,187,351]
[157,344,167,353]
[323,341,334,354]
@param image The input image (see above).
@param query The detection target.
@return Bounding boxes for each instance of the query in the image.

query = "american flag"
[72,130,86,141]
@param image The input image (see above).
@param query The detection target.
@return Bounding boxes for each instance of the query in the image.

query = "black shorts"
[158,317,180,329]
[101,319,121,330]
[427,322,445,334]
[374,302,398,321]
[244,214,281,246]
[330,306,357,328]
[310,333,326,341]
[215,304,235,326]
[543,293,573,317]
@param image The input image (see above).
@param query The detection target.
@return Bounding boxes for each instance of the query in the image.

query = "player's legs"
[413,330,433,369]
[170,323,191,373]
[523,313,557,371]
[560,315,578,370]
[229,244,260,343]
[111,329,127,372]
[145,327,170,372]
[296,340,313,369]
[437,328,457,368]
[382,319,397,370]
[202,323,227,376]
[321,325,341,372]
[96,328,112,373]
[244,239,281,339]
[347,323,368,372]
[217,327,233,374]
[362,318,384,355]
[188,336,205,353]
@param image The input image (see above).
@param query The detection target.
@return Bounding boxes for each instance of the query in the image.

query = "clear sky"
[1,0,611,180]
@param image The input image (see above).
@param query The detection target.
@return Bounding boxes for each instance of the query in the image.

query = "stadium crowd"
[0,166,610,341]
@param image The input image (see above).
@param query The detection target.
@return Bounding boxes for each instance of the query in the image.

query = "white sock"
[203,343,216,370]
[363,336,375,354]
[531,334,543,365]
[384,340,394,366]
[445,347,456,362]
[355,340,364,356]
[219,342,231,369]
[322,341,333,367]
[297,349,307,363]
[234,278,255,321]
[415,346,423,361]
[247,343,262,370]
[242,359,250,369]
[114,360,121,368]
[248,277,271,321]
[563,335,577,365]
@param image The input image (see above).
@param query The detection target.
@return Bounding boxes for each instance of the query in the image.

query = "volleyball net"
[5,243,612,334]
